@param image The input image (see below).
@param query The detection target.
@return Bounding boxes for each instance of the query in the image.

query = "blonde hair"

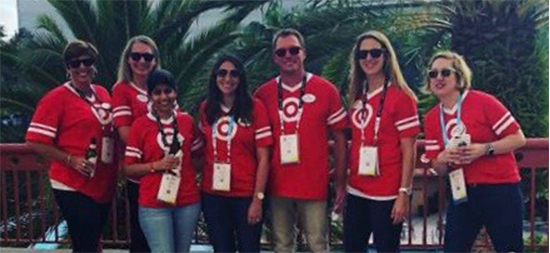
[348,30,417,105]
[423,51,472,93]
[116,35,160,82]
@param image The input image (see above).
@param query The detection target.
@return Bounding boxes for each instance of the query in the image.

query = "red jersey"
[111,81,150,128]
[26,83,117,203]
[254,73,348,200]
[199,99,273,196]
[423,90,521,184]
[348,84,420,199]
[124,111,202,208]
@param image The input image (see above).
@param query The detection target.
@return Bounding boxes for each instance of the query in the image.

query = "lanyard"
[360,80,388,146]
[69,82,112,126]
[277,75,307,134]
[154,111,180,155]
[212,116,235,163]
[439,93,463,146]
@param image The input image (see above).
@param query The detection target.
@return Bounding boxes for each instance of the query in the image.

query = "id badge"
[157,172,181,205]
[449,168,468,205]
[358,146,379,176]
[280,134,300,164]
[100,137,114,164]
[212,163,231,191]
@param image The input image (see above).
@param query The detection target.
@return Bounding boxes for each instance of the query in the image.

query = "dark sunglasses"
[355,49,385,60]
[67,58,95,68]
[130,52,155,62]
[274,46,301,58]
[152,87,175,96]
[428,68,456,79]
[216,69,240,78]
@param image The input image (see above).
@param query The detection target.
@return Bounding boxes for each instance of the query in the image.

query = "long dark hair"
[205,55,253,125]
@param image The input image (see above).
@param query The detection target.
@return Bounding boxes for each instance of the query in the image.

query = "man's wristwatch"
[255,192,265,201]
[485,143,495,156]
[398,187,412,196]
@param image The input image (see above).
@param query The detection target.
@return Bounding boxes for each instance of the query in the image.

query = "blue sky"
[0,0,18,40]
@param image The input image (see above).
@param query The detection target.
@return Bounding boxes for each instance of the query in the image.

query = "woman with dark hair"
[112,35,160,252]
[339,31,420,252]
[26,40,117,252]
[199,55,272,252]
[124,69,203,252]
[423,51,526,252]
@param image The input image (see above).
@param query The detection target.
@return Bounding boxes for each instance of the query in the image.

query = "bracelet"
[64,155,72,166]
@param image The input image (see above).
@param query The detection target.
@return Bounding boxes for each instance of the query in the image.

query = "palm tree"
[0,0,269,142]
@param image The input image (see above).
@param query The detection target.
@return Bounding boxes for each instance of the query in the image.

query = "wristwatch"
[256,192,265,200]
[486,143,495,156]
[398,187,412,196]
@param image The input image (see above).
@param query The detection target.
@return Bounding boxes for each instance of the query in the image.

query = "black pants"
[444,183,524,252]
[343,194,403,253]
[127,180,150,252]
[201,192,263,253]
[53,189,111,252]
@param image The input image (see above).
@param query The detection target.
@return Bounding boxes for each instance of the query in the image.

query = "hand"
[153,156,180,172]
[391,193,409,224]
[70,156,95,178]
[333,182,346,214]
[457,143,486,164]
[437,147,461,166]
[247,199,262,225]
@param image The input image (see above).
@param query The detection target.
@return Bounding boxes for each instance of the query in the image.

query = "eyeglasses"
[428,68,456,79]
[130,52,155,62]
[151,87,175,96]
[274,46,301,58]
[355,49,385,60]
[67,58,95,68]
[216,69,240,78]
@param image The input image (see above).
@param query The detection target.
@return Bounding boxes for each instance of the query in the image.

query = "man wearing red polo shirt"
[254,28,348,252]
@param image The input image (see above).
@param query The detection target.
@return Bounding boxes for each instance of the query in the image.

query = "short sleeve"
[112,84,133,128]
[253,100,273,147]
[393,91,420,138]
[483,94,520,138]
[326,84,348,131]
[423,112,443,160]
[26,91,62,145]
[124,121,143,165]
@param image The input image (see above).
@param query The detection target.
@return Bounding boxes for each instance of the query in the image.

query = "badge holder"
[449,168,468,205]
[212,162,231,191]
[280,134,300,165]
[358,146,379,176]
[100,125,115,164]
[157,152,182,205]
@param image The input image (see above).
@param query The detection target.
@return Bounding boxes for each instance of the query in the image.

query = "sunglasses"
[67,58,95,68]
[428,68,456,79]
[216,69,240,78]
[274,46,301,58]
[151,87,175,96]
[130,52,155,62]
[355,49,385,60]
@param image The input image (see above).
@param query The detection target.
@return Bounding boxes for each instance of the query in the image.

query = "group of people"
[26,28,526,253]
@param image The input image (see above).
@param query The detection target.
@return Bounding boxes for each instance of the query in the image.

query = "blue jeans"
[139,202,201,253]
[202,192,263,252]
[343,194,402,253]
[444,183,524,252]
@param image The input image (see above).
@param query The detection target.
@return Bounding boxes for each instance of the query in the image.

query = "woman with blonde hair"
[111,35,160,252]
[338,30,420,252]
[423,51,525,252]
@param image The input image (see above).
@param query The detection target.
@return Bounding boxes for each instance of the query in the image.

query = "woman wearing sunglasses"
[199,55,272,252]
[124,69,203,252]
[26,40,117,252]
[340,30,419,252]
[422,51,526,252]
[111,35,160,252]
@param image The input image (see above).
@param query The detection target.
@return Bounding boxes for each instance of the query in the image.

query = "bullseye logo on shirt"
[281,97,301,122]
[156,128,185,156]
[351,100,373,129]
[445,118,468,137]
[91,102,113,125]
[214,116,238,141]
